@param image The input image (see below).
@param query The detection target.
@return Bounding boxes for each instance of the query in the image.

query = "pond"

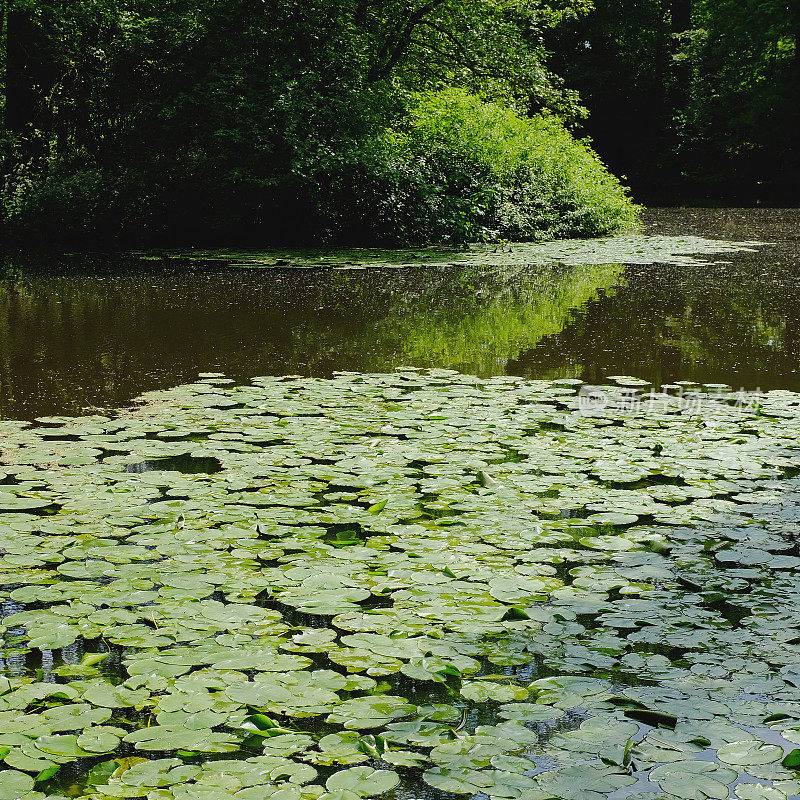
[2,209,800,800]
[1,208,799,421]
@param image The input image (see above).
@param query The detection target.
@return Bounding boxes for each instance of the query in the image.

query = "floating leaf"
[325,767,399,795]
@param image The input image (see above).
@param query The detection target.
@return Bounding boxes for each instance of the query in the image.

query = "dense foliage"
[311,89,639,243]
[547,0,799,201]
[2,0,796,245]
[0,0,641,246]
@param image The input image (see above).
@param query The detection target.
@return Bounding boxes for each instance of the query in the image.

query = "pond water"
[3,208,800,800]
[2,208,799,420]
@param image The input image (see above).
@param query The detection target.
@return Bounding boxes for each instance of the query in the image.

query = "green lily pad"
[2,370,800,798]
[0,771,35,800]
[650,760,737,799]
[325,767,399,795]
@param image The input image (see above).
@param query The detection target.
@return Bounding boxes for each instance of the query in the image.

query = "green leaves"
[325,696,413,730]
[535,764,637,799]
[650,760,737,799]
[0,771,35,800]
[2,370,800,800]
[76,727,123,754]
[122,727,239,753]
[717,740,782,767]
[0,494,53,513]
[325,767,399,795]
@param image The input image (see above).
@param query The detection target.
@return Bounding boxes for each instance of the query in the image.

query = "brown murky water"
[1,208,798,419]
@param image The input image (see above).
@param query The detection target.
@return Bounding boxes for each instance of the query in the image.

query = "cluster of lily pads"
[141,235,763,270]
[2,369,800,800]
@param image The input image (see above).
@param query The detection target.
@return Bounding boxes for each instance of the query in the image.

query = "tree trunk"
[5,8,38,135]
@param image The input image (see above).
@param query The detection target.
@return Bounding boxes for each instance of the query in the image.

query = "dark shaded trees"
[2,0,615,244]
[686,0,799,199]
[547,0,799,202]
[547,0,690,198]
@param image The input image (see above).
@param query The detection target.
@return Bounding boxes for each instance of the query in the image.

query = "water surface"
[1,208,798,419]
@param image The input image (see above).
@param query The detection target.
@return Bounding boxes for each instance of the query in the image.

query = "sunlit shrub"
[3,89,639,246]
[310,88,640,244]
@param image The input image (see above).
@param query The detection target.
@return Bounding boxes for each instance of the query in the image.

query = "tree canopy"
[547,0,799,201]
[2,0,632,244]
[2,0,793,245]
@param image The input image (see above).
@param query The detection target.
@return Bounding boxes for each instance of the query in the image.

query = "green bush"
[2,154,108,247]
[3,89,639,247]
[311,88,640,244]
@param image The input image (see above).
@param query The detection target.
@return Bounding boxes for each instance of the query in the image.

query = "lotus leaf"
[650,760,737,799]
[717,739,783,766]
[325,696,412,729]
[0,771,35,800]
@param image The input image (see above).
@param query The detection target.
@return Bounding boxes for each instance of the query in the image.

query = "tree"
[547,0,799,201]
[685,0,799,198]
[1,0,638,245]
[545,0,685,198]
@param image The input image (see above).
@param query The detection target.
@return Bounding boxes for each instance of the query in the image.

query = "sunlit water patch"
[2,372,800,799]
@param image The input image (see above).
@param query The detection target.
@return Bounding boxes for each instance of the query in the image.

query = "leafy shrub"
[3,90,639,247]
[310,88,641,244]
[2,154,107,247]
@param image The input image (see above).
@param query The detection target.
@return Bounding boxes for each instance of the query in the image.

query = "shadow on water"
[124,455,223,474]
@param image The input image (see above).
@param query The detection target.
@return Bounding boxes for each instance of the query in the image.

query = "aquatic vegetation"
[147,233,762,269]
[2,370,800,798]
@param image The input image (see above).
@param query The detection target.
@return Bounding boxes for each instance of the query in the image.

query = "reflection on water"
[0,260,625,419]
[0,208,798,420]
[515,209,800,390]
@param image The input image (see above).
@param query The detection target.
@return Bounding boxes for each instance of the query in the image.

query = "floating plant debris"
[1,370,800,799]
[139,234,764,270]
